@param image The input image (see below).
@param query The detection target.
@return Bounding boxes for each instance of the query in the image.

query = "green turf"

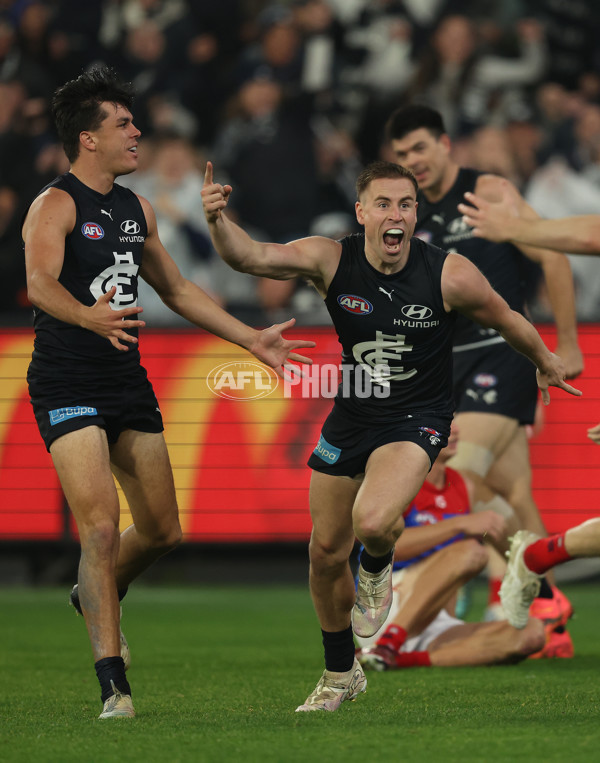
[1,582,599,763]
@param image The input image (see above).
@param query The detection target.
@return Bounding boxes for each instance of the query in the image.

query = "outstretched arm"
[201,161,340,293]
[442,253,581,405]
[458,180,600,254]
[466,176,582,378]
[139,195,315,373]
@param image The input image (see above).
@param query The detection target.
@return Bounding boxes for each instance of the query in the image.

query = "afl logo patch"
[82,222,104,240]
[474,373,497,388]
[121,219,140,234]
[337,294,373,315]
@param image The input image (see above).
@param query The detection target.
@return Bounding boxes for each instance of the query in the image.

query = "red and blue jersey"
[393,466,471,570]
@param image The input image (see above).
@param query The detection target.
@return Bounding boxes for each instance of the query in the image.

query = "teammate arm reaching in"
[459,179,600,254]
[440,252,581,405]
[460,175,583,379]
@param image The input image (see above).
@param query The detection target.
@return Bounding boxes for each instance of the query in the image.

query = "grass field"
[1,581,599,763]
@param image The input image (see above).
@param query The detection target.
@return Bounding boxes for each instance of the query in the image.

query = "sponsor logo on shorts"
[313,434,341,464]
[466,387,498,405]
[82,222,104,240]
[474,373,497,387]
[49,406,98,425]
[337,294,373,315]
[418,426,442,446]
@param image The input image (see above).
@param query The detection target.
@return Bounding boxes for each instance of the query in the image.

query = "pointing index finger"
[204,161,213,186]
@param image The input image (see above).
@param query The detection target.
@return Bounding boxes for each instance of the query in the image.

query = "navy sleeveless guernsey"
[28,172,148,377]
[415,167,529,350]
[323,233,456,423]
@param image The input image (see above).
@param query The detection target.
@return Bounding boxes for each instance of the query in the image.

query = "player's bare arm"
[460,175,583,378]
[138,195,315,371]
[201,161,340,297]
[23,188,146,351]
[458,179,600,254]
[441,253,581,404]
[394,510,505,562]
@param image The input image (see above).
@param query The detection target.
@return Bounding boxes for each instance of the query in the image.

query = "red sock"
[394,651,431,668]
[488,577,502,605]
[524,533,572,574]
[376,625,407,651]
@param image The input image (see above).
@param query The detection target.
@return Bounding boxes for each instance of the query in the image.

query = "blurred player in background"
[456,191,600,635]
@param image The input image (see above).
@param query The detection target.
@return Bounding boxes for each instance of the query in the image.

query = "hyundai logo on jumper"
[207,361,279,400]
[283,364,390,399]
[313,434,341,464]
[338,294,373,314]
[401,304,433,320]
[49,406,98,425]
[121,220,140,234]
[82,222,104,239]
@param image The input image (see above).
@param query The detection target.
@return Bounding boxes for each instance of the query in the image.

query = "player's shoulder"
[23,184,76,234]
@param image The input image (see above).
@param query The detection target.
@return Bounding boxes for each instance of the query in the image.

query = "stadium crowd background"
[1,0,600,328]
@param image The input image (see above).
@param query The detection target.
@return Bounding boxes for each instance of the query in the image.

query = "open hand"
[250,318,315,377]
[83,286,145,351]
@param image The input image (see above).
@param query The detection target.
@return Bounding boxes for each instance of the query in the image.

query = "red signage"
[0,326,597,542]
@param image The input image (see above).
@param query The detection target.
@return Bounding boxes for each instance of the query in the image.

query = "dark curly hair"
[51,66,134,162]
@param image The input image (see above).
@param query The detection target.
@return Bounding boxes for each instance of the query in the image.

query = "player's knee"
[80,519,120,555]
[148,521,182,552]
[308,536,350,573]
[352,505,403,548]
[448,442,494,478]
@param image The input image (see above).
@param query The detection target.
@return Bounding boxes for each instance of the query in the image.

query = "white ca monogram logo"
[352,331,416,385]
[89,251,139,307]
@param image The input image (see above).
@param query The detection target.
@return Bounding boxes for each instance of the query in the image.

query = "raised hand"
[249,318,316,377]
[201,161,233,223]
[82,286,145,351]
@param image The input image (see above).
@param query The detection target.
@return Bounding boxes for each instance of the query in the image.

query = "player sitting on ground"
[355,431,572,670]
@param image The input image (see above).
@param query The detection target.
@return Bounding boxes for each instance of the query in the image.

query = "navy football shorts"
[307,403,451,479]
[28,366,164,452]
[452,340,538,425]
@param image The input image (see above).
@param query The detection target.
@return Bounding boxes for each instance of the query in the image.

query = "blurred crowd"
[1,0,600,326]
